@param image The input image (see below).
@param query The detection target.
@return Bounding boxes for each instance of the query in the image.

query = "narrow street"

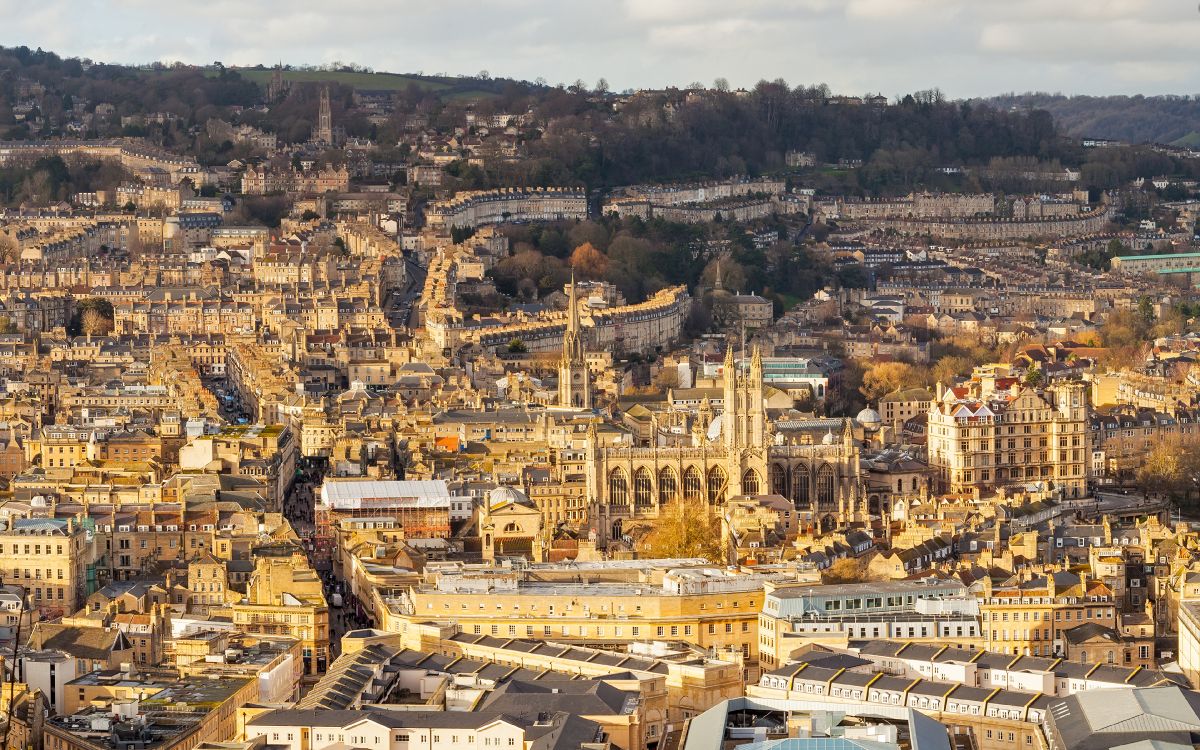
[280,459,375,661]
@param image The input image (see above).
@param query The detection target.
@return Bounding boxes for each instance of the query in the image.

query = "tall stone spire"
[317,86,333,144]
[565,271,582,360]
[559,272,591,408]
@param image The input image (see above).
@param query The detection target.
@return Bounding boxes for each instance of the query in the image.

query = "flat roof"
[321,480,453,509]
[770,578,964,599]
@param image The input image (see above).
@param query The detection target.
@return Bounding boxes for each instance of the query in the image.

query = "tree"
[652,365,681,392]
[81,308,114,336]
[1137,435,1200,502]
[1099,309,1152,369]
[507,338,527,354]
[822,556,873,584]
[860,362,916,402]
[70,298,115,337]
[701,255,747,294]
[569,242,609,279]
[931,355,974,385]
[0,234,16,263]
[1023,366,1045,388]
[638,497,723,561]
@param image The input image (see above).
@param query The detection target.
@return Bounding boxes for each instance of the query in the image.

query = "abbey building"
[582,344,864,544]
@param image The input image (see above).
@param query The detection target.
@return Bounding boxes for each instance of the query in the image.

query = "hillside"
[984,93,1200,146]
[226,67,505,100]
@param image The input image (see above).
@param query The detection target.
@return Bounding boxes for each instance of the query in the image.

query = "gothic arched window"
[707,466,728,504]
[770,464,788,496]
[742,469,762,496]
[633,467,653,507]
[683,466,703,501]
[791,464,810,508]
[816,464,836,510]
[609,469,629,506]
[658,467,678,505]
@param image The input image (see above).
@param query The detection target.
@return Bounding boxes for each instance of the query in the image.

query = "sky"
[1,0,1198,98]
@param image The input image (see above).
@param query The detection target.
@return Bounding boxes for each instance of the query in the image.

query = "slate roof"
[1048,687,1200,750]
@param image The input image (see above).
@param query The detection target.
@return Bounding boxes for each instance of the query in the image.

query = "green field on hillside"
[1171,131,1200,149]
[232,67,449,92]
[141,65,504,100]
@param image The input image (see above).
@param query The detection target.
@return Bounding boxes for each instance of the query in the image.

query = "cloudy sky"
[1,0,1198,98]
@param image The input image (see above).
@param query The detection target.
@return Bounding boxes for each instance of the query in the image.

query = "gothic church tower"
[559,276,591,408]
[316,86,333,145]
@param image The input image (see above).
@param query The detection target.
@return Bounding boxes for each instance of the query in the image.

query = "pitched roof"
[30,624,131,660]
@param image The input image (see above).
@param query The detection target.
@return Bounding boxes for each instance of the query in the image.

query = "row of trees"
[489,217,849,311]
[0,154,130,207]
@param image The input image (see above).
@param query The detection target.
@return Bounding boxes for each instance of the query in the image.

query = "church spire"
[558,272,591,409]
[567,270,580,335]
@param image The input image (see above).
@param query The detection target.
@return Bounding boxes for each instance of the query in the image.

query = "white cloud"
[0,0,1195,96]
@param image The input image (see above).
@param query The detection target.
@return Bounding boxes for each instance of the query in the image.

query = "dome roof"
[856,407,882,427]
[821,429,835,445]
[488,486,531,508]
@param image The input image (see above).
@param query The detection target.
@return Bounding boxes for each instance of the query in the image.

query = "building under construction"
[315,480,465,552]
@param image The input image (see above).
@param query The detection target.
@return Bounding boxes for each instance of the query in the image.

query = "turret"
[722,345,738,449]
[749,345,766,447]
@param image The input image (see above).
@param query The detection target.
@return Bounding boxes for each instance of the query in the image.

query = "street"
[280,460,375,659]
